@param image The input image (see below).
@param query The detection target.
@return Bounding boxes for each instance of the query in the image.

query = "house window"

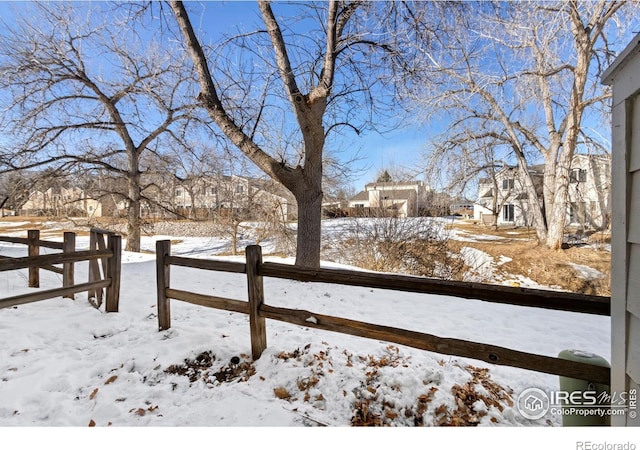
[175,189,182,197]
[502,179,514,190]
[570,202,586,224]
[503,204,515,222]
[235,185,244,194]
[570,169,587,183]
[210,187,217,196]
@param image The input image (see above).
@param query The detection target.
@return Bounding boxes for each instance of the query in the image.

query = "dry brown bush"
[333,216,466,280]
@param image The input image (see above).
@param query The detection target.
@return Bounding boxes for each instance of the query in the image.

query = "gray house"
[602,34,640,426]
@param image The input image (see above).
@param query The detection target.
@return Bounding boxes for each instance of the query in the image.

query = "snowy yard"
[0,218,632,447]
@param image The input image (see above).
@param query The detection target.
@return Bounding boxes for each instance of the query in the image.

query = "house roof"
[364,181,423,190]
[376,190,414,200]
[349,190,369,202]
[602,33,640,85]
[480,189,494,199]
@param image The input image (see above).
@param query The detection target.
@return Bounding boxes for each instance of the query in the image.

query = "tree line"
[0,1,636,266]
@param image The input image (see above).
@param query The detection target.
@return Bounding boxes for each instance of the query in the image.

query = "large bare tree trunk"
[127,167,142,252]
[544,1,594,249]
[294,188,323,268]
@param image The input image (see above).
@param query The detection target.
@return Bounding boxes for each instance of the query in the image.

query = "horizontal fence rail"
[0,249,112,272]
[0,235,64,249]
[0,230,76,290]
[259,263,611,316]
[155,241,611,385]
[0,280,111,310]
[0,229,121,312]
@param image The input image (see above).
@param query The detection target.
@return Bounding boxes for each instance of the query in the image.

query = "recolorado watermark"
[576,442,636,450]
[516,387,637,420]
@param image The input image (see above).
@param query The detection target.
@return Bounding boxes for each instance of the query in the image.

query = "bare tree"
[414,1,635,248]
[0,2,202,251]
[0,171,35,215]
[168,0,425,268]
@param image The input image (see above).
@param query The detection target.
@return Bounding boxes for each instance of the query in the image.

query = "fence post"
[246,245,267,360]
[156,240,171,331]
[27,229,39,288]
[62,232,76,299]
[88,229,98,302]
[105,234,121,313]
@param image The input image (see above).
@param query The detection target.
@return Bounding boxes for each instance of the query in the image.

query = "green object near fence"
[558,349,611,426]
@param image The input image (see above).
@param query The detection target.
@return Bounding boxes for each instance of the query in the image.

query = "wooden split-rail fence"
[155,241,611,385]
[0,228,121,311]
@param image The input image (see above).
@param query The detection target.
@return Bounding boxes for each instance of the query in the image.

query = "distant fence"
[155,241,611,385]
[0,228,121,311]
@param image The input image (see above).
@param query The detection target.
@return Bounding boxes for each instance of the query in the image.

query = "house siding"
[602,34,640,426]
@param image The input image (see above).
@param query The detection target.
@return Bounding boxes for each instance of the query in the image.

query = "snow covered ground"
[0,220,631,448]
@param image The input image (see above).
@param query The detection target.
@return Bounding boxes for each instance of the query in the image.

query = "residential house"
[172,175,297,221]
[21,185,102,218]
[449,200,474,219]
[348,181,429,218]
[473,165,543,227]
[566,154,611,229]
[473,154,610,230]
[17,172,297,222]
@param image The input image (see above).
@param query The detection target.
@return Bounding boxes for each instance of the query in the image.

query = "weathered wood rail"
[155,241,611,385]
[0,228,121,311]
[0,230,76,292]
[87,228,122,310]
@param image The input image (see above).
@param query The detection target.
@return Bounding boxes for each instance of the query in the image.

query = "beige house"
[474,154,610,230]
[348,181,428,218]
[602,34,640,426]
[173,175,297,221]
[21,186,102,218]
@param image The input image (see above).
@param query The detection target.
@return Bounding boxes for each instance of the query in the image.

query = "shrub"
[333,214,465,280]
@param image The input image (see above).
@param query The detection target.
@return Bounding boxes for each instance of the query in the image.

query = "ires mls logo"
[516,387,637,420]
[517,387,550,420]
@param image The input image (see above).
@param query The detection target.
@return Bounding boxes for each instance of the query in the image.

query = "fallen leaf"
[434,404,448,416]
[274,387,291,400]
[104,375,117,385]
[385,410,399,420]
[89,388,99,400]
[88,419,96,427]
